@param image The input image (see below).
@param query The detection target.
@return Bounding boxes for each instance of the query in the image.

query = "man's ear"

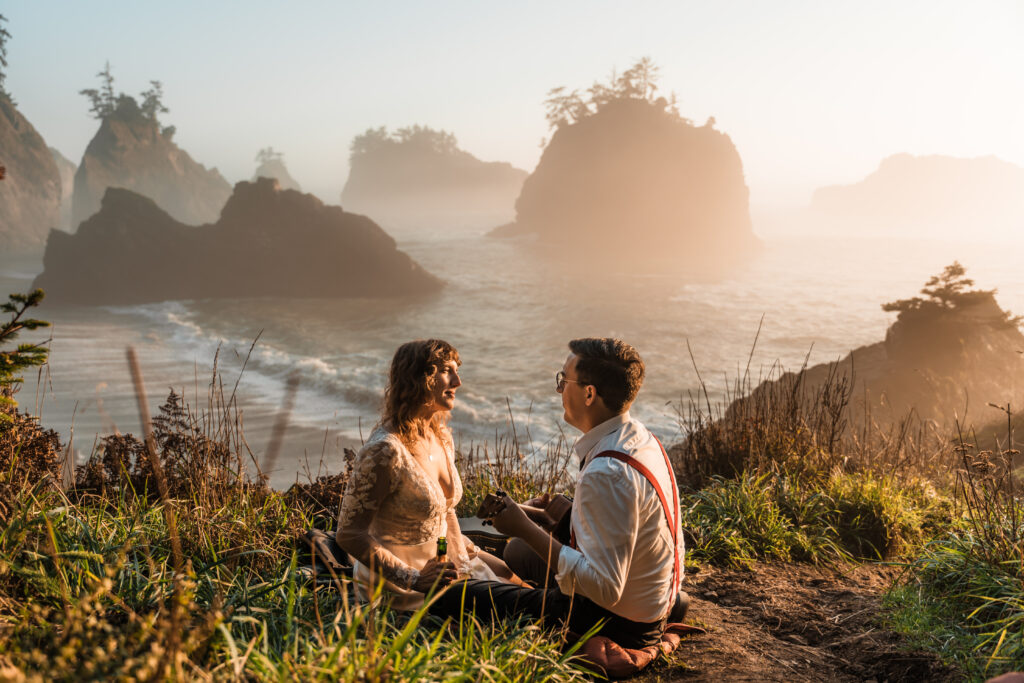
[583,385,597,406]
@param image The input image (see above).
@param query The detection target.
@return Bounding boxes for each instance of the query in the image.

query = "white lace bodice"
[337,426,474,604]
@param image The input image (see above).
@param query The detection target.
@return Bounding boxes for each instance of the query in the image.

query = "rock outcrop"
[811,154,1024,240]
[49,147,76,229]
[0,97,62,252]
[341,125,527,232]
[71,98,231,229]
[35,178,443,304]
[737,277,1024,430]
[494,99,758,260]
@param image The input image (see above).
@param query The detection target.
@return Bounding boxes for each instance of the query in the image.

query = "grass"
[0,356,968,680]
[1,313,1019,679]
[0,364,596,681]
[0,444,594,681]
[671,338,1022,679]
[883,421,1024,681]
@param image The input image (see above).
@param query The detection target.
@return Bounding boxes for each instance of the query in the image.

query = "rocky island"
[341,125,527,232]
[35,178,443,304]
[492,59,759,262]
[71,75,231,230]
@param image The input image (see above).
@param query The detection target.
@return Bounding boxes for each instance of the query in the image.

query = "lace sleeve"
[446,508,479,574]
[336,439,419,590]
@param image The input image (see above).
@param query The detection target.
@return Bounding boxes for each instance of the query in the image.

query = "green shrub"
[823,472,934,559]
[682,470,942,569]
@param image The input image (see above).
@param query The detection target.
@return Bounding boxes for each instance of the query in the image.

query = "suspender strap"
[571,438,681,606]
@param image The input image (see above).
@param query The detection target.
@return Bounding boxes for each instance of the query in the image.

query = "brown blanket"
[575,622,706,679]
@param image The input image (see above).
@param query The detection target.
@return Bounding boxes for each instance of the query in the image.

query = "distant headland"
[0,95,63,252]
[811,154,1024,240]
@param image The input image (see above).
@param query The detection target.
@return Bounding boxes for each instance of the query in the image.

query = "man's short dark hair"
[568,338,645,413]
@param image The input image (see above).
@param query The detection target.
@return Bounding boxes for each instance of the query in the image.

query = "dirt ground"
[637,562,961,682]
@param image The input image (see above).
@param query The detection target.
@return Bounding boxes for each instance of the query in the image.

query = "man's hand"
[489,494,536,538]
[523,493,551,508]
[521,493,557,529]
[412,559,458,592]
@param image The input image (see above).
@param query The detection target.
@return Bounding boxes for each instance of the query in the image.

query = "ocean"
[3,232,1021,488]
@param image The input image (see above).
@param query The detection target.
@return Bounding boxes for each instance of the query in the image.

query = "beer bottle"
[436,536,448,563]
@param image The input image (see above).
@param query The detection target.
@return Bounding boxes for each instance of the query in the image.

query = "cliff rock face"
[739,292,1024,430]
[49,147,76,229]
[71,99,231,229]
[0,97,62,252]
[811,154,1024,240]
[252,157,301,192]
[36,178,442,304]
[496,99,758,259]
[341,126,527,232]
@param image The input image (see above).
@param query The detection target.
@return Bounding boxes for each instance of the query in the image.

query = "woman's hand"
[412,559,458,592]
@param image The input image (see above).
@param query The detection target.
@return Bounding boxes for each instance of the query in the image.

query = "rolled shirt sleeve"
[555,464,640,609]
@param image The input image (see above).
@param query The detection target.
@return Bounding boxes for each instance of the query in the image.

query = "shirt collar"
[573,411,631,466]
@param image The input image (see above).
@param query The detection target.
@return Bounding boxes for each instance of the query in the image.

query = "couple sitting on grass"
[336,337,688,653]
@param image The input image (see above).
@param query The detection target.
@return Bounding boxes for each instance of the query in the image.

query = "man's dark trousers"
[428,538,664,649]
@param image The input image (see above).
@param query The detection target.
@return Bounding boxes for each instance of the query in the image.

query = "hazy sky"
[5,1,1022,207]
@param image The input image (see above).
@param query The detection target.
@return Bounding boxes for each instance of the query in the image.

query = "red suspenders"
[569,437,681,606]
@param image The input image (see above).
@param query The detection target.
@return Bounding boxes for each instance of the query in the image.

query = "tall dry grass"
[673,342,956,489]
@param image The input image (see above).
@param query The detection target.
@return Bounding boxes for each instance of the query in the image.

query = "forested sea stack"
[71,67,231,228]
[252,147,301,191]
[493,60,758,261]
[341,125,527,231]
[35,178,443,304]
[733,264,1024,430]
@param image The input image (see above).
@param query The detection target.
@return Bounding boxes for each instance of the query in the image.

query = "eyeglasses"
[555,371,585,392]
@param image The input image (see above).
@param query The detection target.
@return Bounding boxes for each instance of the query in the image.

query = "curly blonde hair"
[381,339,461,446]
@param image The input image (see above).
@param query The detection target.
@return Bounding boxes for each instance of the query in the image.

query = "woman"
[336,339,518,609]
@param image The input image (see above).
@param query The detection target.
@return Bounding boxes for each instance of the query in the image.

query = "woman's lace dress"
[337,426,477,610]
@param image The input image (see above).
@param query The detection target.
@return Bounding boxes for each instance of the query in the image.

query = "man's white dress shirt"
[555,412,683,623]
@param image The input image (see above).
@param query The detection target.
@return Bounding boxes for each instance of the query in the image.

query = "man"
[431,337,686,648]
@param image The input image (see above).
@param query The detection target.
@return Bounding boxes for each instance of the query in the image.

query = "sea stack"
[494,97,758,262]
[71,97,231,229]
[252,147,301,192]
[341,125,527,232]
[36,178,443,304]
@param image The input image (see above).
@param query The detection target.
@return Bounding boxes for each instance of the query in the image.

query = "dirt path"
[638,562,961,682]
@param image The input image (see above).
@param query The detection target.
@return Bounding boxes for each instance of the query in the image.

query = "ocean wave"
[100,299,545,443]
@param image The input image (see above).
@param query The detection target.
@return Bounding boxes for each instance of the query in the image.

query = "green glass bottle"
[436,536,448,563]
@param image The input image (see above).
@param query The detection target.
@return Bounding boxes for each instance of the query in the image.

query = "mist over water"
[5,231,1023,487]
